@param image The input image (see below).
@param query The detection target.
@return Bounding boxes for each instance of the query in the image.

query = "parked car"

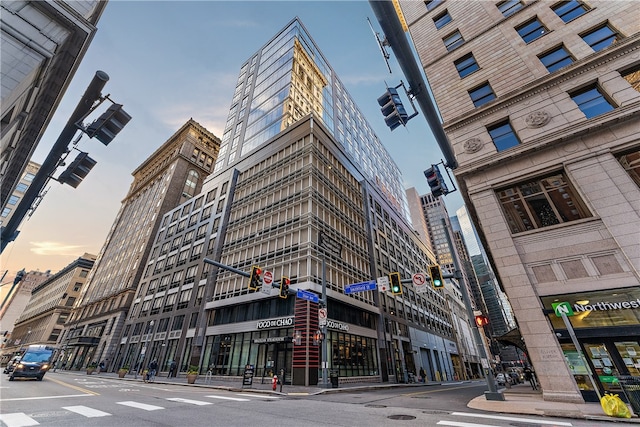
[8,345,54,381]
[3,356,21,374]
[509,371,524,384]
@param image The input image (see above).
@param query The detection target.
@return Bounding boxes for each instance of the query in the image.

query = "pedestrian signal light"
[475,315,489,327]
[248,266,262,291]
[279,276,290,299]
[429,265,444,289]
[389,272,402,295]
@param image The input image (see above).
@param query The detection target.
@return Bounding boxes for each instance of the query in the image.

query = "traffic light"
[475,315,490,327]
[389,272,402,295]
[377,87,409,131]
[424,165,449,198]
[279,276,290,299]
[248,266,262,291]
[429,265,444,289]
[85,103,132,145]
[58,152,97,188]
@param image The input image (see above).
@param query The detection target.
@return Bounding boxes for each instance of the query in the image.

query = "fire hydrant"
[272,375,278,391]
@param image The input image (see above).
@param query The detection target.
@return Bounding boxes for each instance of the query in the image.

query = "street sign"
[412,273,426,286]
[344,280,377,294]
[297,289,319,303]
[262,271,274,286]
[552,301,574,317]
[318,308,327,327]
[377,276,389,292]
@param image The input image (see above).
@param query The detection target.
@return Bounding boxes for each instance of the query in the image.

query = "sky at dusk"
[1,0,465,279]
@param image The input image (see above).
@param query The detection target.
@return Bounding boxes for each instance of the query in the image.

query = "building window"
[1,208,10,218]
[15,183,28,192]
[538,45,574,72]
[433,9,452,29]
[454,53,479,78]
[516,17,547,43]
[617,149,640,188]
[8,195,19,205]
[425,0,444,11]
[497,0,523,17]
[621,65,640,93]
[23,173,35,182]
[182,170,199,199]
[581,24,618,52]
[552,0,588,23]
[570,84,615,119]
[497,172,591,233]
[443,30,464,51]
[469,82,496,107]
[488,120,520,151]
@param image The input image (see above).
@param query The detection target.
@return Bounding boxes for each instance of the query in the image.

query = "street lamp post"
[135,321,154,379]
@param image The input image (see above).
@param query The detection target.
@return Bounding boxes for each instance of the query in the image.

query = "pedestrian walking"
[524,365,537,390]
[168,360,176,378]
[419,367,426,383]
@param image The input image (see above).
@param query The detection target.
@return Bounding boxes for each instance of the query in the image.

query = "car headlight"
[16,363,24,369]
[41,364,49,370]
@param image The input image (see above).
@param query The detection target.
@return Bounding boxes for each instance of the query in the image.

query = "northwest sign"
[552,302,574,317]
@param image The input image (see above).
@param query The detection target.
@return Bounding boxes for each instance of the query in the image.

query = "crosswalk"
[0,392,280,426]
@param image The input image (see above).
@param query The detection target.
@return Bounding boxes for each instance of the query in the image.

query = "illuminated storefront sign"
[256,317,294,330]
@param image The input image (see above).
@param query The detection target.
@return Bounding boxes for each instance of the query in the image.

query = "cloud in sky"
[29,241,86,256]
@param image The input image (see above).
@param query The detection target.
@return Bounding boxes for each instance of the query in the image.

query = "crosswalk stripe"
[0,412,39,427]
[206,394,250,402]
[437,421,496,427]
[166,397,212,406]
[450,412,572,426]
[62,406,111,418]
[116,401,164,411]
[236,393,279,399]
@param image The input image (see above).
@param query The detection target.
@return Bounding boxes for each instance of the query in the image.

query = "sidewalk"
[53,370,639,423]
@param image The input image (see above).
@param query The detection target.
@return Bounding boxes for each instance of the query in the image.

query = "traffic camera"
[248,266,262,291]
[429,265,444,289]
[389,272,402,295]
[279,276,290,299]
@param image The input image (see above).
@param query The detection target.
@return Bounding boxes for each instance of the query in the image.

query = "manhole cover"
[365,404,387,408]
[388,415,417,420]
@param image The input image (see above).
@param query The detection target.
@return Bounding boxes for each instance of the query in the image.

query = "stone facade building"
[399,0,640,402]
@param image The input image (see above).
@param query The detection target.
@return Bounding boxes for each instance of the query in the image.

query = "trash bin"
[619,376,640,415]
[329,370,339,388]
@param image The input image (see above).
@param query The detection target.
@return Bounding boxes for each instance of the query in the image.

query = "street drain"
[388,415,417,420]
[365,404,387,408]
[422,410,450,415]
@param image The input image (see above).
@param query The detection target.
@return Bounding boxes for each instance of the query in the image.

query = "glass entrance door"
[583,342,622,395]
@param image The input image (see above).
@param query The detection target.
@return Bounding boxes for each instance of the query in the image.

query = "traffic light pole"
[440,219,504,401]
[0,71,110,253]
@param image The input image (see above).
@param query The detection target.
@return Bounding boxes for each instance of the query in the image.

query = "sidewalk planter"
[86,365,97,375]
[118,368,128,378]
[186,365,198,384]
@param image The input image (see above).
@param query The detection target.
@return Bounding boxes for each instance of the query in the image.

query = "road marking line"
[450,412,572,426]
[206,395,250,402]
[166,397,212,406]
[0,412,39,426]
[1,394,90,402]
[236,393,279,399]
[116,401,164,411]
[62,406,111,418]
[437,421,496,427]
[47,377,99,395]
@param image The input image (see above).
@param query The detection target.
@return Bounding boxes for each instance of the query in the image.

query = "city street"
[0,373,604,427]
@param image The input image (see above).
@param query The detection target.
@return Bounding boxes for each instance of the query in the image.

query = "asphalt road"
[0,374,598,427]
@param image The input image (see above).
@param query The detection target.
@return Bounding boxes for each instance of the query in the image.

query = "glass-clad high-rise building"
[214,18,409,219]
